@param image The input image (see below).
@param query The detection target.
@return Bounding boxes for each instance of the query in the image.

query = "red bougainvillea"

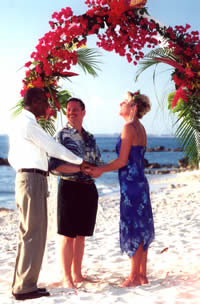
[20,0,159,117]
[19,0,200,117]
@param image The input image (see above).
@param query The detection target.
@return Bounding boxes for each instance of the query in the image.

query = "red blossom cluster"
[160,24,200,108]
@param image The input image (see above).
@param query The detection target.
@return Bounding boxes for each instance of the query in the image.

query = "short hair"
[128,92,151,119]
[66,97,85,110]
[23,87,46,106]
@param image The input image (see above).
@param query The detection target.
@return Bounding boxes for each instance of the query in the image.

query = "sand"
[0,170,200,303]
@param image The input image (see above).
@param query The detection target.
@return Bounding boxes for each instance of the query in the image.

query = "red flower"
[184,68,195,78]
[35,64,42,74]
[46,107,56,119]
[58,71,79,77]
[25,61,32,68]
[32,76,45,88]
[172,86,188,108]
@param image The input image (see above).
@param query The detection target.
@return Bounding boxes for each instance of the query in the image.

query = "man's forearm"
[29,124,83,164]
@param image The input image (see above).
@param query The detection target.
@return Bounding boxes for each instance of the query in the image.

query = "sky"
[0,0,200,136]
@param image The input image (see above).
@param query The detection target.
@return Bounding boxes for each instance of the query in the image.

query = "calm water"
[0,134,184,210]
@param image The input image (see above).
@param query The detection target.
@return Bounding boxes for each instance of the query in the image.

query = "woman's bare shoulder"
[121,122,136,139]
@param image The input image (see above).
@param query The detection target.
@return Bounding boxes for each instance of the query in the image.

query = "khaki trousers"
[12,172,48,294]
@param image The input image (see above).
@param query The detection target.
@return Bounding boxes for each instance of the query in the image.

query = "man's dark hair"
[66,97,85,110]
[23,87,46,106]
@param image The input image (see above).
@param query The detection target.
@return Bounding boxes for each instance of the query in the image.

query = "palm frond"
[37,117,56,136]
[10,99,24,119]
[175,103,200,166]
[135,47,176,81]
[76,48,102,77]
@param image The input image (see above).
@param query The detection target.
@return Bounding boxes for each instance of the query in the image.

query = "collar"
[22,109,36,122]
[66,122,78,134]
[66,122,93,142]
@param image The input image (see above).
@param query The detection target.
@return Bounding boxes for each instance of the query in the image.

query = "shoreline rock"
[102,146,183,153]
[144,167,194,175]
[0,157,195,175]
[0,158,9,166]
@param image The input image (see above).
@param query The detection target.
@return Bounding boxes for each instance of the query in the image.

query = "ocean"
[0,134,184,210]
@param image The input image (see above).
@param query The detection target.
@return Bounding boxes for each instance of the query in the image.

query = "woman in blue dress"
[83,91,155,287]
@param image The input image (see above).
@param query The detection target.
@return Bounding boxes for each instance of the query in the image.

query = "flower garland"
[19,0,162,119]
[17,0,200,123]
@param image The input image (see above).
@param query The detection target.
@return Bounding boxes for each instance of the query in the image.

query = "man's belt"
[18,168,48,176]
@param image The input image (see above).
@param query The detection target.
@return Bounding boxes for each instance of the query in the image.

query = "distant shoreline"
[0,133,178,138]
[0,157,193,175]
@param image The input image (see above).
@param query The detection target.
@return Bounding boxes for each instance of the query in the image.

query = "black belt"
[18,168,48,176]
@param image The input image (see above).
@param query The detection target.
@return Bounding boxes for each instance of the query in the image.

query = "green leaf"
[57,90,71,107]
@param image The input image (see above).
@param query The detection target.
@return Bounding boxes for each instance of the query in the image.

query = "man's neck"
[68,122,82,134]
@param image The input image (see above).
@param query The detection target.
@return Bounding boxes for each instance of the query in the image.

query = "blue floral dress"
[116,133,155,258]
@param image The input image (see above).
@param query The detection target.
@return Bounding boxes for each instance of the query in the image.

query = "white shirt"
[8,109,82,171]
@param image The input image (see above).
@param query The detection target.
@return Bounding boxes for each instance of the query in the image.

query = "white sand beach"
[0,170,200,303]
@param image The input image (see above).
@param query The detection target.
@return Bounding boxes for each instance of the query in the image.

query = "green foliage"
[57,90,71,115]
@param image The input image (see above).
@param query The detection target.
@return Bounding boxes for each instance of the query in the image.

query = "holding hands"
[80,161,103,178]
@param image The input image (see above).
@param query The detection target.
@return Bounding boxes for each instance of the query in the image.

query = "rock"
[148,163,161,169]
[178,157,189,168]
[146,146,183,152]
[154,146,165,152]
[0,158,9,166]
[144,158,149,167]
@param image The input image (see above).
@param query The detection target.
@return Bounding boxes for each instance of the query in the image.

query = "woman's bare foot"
[139,275,149,285]
[121,277,141,287]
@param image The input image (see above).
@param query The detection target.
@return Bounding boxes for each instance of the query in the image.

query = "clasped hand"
[80,161,102,178]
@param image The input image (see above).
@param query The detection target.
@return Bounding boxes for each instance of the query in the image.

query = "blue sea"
[0,134,184,210]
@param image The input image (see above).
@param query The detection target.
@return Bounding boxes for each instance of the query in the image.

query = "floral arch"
[14,0,200,165]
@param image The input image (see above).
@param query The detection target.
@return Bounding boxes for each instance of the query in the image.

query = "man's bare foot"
[73,276,97,284]
[63,279,76,289]
[121,277,141,287]
[50,281,62,287]
[139,275,149,285]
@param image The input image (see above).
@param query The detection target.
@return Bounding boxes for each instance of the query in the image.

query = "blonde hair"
[127,91,151,119]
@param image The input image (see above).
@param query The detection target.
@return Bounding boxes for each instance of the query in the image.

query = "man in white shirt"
[8,87,83,301]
